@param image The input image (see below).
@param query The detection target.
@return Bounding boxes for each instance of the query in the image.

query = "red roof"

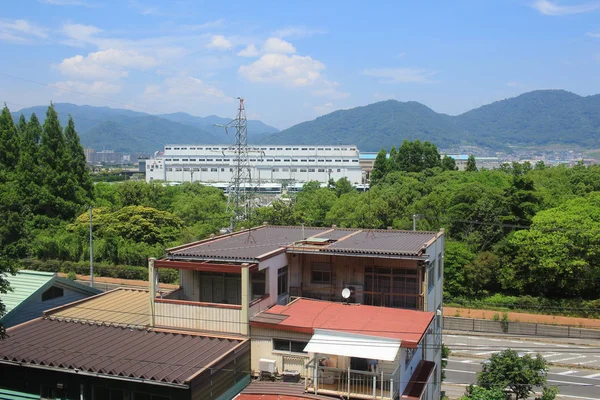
[251,298,434,348]
[236,396,316,400]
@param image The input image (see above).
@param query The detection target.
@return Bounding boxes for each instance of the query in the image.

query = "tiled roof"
[0,318,245,386]
[167,225,441,262]
[0,270,99,318]
[45,288,150,327]
[251,298,434,347]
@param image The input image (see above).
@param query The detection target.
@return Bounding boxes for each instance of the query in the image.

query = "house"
[0,270,101,328]
[249,298,436,400]
[0,288,251,400]
[147,224,444,400]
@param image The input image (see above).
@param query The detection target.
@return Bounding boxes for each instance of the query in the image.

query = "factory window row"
[163,158,358,163]
[165,146,357,152]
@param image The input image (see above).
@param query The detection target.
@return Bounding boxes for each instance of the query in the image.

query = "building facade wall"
[146,145,363,184]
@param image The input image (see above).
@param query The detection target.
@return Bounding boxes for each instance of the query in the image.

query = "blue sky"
[1,0,599,129]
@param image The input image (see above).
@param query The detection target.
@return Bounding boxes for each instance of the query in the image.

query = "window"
[438,253,443,280]
[266,159,273,162]
[278,266,288,295]
[272,168,279,172]
[335,159,342,162]
[293,148,299,150]
[189,158,196,161]
[300,168,307,172]
[172,159,180,161]
[175,168,182,171]
[318,159,325,162]
[343,160,349,162]
[190,147,196,150]
[308,168,315,172]
[201,168,208,171]
[273,339,308,353]
[405,348,416,367]
[290,168,297,172]
[284,159,291,162]
[337,169,341,172]
[199,159,205,161]
[274,159,281,162]
[364,267,418,308]
[309,159,315,162]
[269,147,276,150]
[165,147,172,150]
[301,147,308,150]
[206,159,213,161]
[317,147,324,150]
[285,147,292,150]
[211,168,218,172]
[353,160,359,162]
[251,270,266,298]
[311,262,331,283]
[277,147,283,150]
[282,168,289,172]
[325,148,331,150]
[166,168,173,171]
[174,147,180,150]
[181,147,187,150]
[428,264,435,292]
[318,168,325,172]
[220,168,225,172]
[183,167,190,171]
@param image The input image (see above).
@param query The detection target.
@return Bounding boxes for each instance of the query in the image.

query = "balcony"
[305,359,401,400]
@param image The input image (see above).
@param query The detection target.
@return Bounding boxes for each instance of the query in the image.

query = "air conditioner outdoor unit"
[259,358,277,374]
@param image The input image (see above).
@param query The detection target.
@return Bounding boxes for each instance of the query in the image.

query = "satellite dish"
[341,288,351,300]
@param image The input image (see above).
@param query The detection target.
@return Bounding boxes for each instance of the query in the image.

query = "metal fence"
[443,316,600,339]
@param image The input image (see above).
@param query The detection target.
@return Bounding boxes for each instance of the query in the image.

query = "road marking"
[454,343,468,346]
[510,340,524,344]
[556,370,578,375]
[575,360,599,366]
[547,378,599,387]
[489,338,502,342]
[445,335,458,338]
[461,359,474,363]
[533,342,546,345]
[445,369,476,374]
[583,373,600,379]
[550,355,586,362]
[475,351,497,356]
[553,395,600,400]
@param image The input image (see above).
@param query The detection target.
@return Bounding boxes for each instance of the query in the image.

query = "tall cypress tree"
[17,114,27,136]
[39,104,78,219]
[65,115,93,202]
[17,113,44,214]
[0,105,20,170]
[370,148,389,185]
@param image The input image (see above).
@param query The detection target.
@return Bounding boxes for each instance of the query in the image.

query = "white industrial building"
[145,144,364,185]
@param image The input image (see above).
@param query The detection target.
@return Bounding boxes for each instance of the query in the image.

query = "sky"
[1,0,600,129]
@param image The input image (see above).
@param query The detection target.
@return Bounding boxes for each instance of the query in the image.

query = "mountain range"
[11,104,279,154]
[11,90,600,154]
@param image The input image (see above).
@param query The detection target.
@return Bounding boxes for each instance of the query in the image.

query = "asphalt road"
[444,333,600,369]
[444,357,600,400]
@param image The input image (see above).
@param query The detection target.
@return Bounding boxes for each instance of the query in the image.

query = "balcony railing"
[305,360,399,400]
[155,298,244,334]
[290,286,423,310]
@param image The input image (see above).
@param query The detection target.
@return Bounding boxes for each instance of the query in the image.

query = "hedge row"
[446,293,600,319]
[22,259,178,284]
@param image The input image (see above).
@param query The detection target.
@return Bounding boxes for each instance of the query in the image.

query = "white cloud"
[531,0,600,16]
[53,80,121,94]
[313,80,350,99]
[363,67,437,84]
[506,81,521,87]
[237,44,260,57]
[273,26,326,39]
[58,49,157,80]
[262,37,296,54]
[314,102,334,115]
[239,53,325,87]
[587,32,600,37]
[0,19,48,43]
[142,76,232,102]
[207,35,233,50]
[61,23,102,46]
[180,19,226,31]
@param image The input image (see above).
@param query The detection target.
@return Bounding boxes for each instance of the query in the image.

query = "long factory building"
[145,144,365,187]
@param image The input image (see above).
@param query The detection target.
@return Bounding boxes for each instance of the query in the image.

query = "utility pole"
[89,206,94,287]
[412,214,424,231]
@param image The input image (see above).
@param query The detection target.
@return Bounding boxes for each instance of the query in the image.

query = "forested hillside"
[265,90,600,151]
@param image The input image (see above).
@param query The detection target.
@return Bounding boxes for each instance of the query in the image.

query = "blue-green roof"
[0,388,40,399]
[2,271,56,315]
[1,270,100,323]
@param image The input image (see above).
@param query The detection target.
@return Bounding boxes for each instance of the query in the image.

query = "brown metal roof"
[322,229,438,256]
[168,226,330,261]
[45,288,150,328]
[168,226,441,262]
[0,318,245,387]
[238,381,333,400]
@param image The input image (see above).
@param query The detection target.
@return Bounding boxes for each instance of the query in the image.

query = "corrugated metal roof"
[323,229,438,256]
[1,271,56,315]
[168,226,441,262]
[251,298,434,347]
[46,288,150,327]
[238,381,333,400]
[169,226,330,261]
[0,318,244,386]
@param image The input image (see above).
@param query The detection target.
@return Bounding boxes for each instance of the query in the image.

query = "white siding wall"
[155,301,243,335]
[250,327,312,376]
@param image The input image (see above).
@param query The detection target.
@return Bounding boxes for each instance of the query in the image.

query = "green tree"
[466,154,477,172]
[333,177,354,197]
[0,105,20,170]
[388,145,398,171]
[477,349,552,399]
[64,115,94,202]
[397,140,441,172]
[461,386,505,400]
[442,155,457,171]
[370,148,389,185]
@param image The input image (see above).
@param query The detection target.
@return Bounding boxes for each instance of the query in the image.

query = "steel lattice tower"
[217,98,254,227]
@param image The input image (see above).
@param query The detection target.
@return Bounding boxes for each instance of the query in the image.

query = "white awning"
[303,329,401,361]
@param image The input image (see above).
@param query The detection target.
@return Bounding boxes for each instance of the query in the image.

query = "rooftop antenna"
[215,98,262,229]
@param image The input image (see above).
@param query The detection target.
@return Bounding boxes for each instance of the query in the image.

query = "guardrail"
[443,316,600,339]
